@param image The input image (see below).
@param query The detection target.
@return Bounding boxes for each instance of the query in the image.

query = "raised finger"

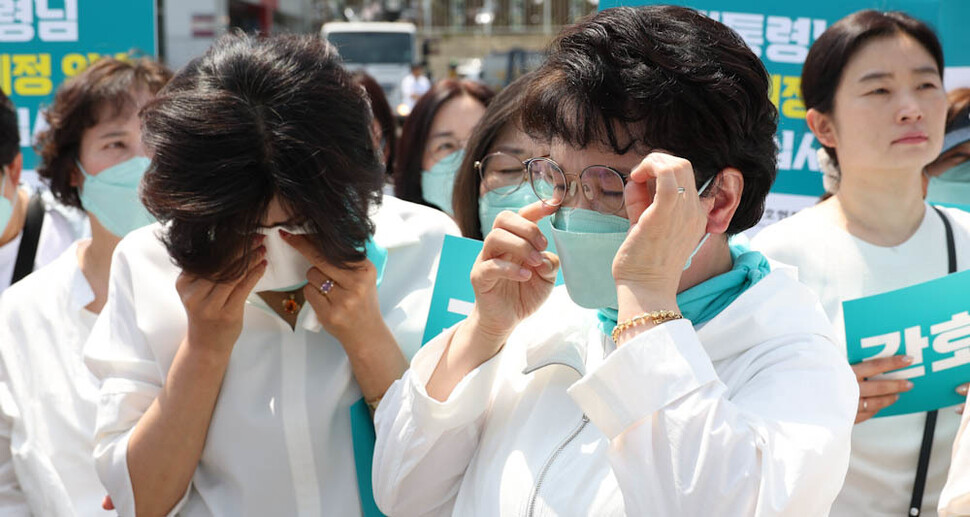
[208,245,267,303]
[494,210,550,252]
[859,379,913,398]
[852,355,914,379]
[516,200,558,224]
[225,259,268,308]
[471,258,532,292]
[482,227,545,267]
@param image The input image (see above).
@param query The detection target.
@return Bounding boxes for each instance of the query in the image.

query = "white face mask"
[251,226,313,293]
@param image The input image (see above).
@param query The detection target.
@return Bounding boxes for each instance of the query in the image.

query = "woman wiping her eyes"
[83,33,457,516]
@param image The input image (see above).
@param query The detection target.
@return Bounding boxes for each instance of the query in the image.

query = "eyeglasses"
[475,152,529,194]
[526,157,628,215]
[426,135,468,164]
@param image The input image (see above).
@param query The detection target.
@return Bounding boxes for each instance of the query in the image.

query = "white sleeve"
[568,319,857,516]
[940,391,970,517]
[372,325,504,516]
[83,242,191,517]
[0,367,29,515]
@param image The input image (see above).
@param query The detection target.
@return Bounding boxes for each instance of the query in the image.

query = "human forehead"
[840,34,940,88]
[548,140,643,173]
[428,95,486,141]
[490,123,544,156]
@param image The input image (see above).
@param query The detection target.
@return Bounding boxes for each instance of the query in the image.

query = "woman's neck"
[78,216,121,314]
[828,165,926,247]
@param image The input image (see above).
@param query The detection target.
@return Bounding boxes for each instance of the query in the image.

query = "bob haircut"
[393,79,494,209]
[453,73,534,239]
[352,71,397,178]
[34,57,172,210]
[141,32,384,281]
[521,5,778,234]
[802,10,943,166]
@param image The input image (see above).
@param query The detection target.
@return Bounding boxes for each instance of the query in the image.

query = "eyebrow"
[97,130,128,140]
[428,131,455,140]
[495,145,525,155]
[858,66,940,82]
[260,216,307,228]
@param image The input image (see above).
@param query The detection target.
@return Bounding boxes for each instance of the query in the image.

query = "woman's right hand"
[469,201,560,342]
[175,238,267,354]
[853,355,915,423]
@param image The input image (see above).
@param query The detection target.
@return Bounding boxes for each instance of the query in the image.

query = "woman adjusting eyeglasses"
[372,6,857,516]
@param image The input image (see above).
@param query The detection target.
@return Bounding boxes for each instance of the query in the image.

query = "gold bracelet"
[611,310,683,344]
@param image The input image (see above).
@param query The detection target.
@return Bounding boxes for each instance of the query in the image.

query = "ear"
[806,108,838,149]
[704,168,743,235]
[6,152,22,186]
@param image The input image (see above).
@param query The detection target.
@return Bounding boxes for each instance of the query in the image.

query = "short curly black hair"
[141,31,384,281]
[521,5,779,234]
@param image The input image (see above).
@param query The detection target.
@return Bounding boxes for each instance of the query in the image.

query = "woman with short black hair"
[84,32,457,516]
[373,6,856,515]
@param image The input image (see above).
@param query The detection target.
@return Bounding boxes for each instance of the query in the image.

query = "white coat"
[84,195,458,516]
[373,268,859,516]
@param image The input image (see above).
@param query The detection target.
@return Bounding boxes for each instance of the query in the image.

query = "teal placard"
[421,234,564,345]
[422,235,484,344]
[844,270,970,417]
[1,1,157,171]
[596,0,969,200]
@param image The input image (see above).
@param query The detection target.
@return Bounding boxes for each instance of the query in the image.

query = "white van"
[321,22,418,113]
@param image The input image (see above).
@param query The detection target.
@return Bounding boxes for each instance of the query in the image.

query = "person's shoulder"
[751,204,830,256]
[934,204,970,234]
[379,194,460,238]
[0,241,80,317]
[111,223,175,276]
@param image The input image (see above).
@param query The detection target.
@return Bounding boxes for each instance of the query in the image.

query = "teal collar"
[598,239,772,337]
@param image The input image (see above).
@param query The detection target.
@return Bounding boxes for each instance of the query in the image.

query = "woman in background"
[394,79,492,215]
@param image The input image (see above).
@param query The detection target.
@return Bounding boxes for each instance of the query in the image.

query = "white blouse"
[84,195,458,516]
[0,241,104,516]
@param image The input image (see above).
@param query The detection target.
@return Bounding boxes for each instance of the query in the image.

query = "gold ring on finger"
[319,279,334,296]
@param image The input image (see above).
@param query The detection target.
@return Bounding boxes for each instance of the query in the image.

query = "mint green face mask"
[78,156,155,237]
[478,184,557,254]
[421,149,464,216]
[551,177,714,310]
[927,161,970,206]
[0,170,12,234]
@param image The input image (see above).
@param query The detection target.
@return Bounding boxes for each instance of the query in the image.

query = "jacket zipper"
[525,414,590,517]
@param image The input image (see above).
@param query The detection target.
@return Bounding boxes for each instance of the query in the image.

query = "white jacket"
[373,268,858,516]
[84,195,458,516]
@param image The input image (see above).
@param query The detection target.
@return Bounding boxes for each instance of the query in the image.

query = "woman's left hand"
[279,230,387,346]
[612,152,709,318]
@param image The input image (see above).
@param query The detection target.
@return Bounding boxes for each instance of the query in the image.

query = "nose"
[896,91,924,124]
[560,177,593,210]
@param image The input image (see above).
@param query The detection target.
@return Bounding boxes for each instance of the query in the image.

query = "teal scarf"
[598,239,771,336]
